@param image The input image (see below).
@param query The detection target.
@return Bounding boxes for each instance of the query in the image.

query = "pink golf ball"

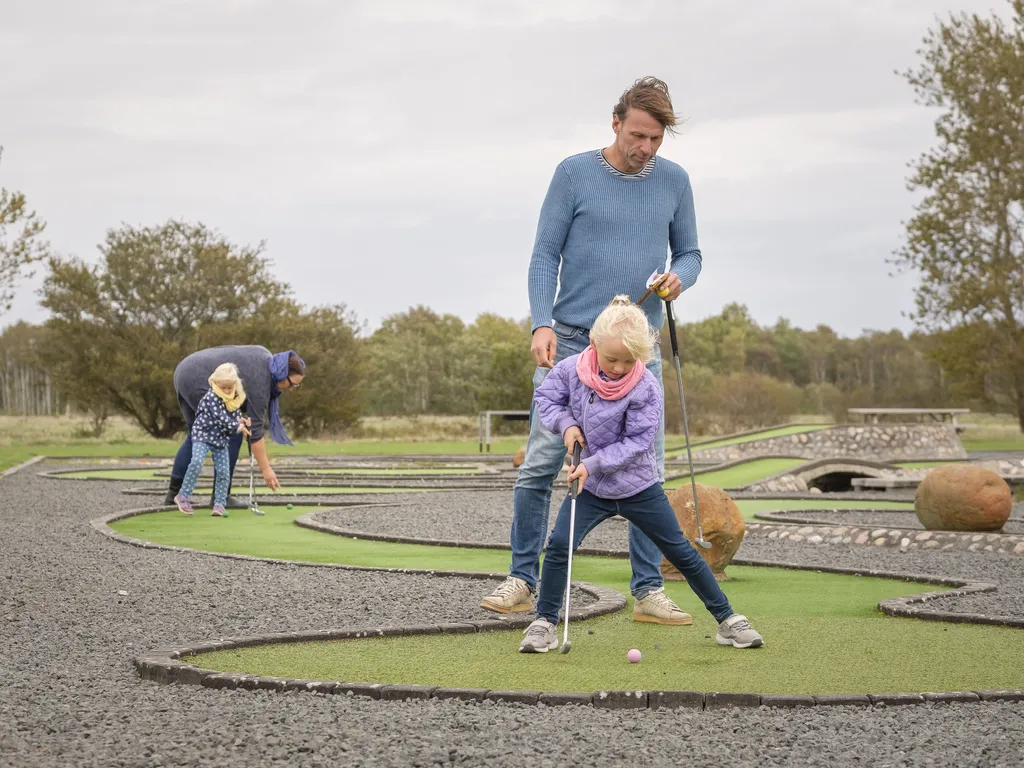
[627,648,642,663]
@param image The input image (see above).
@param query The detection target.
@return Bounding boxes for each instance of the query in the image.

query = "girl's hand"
[243,417,252,426]
[237,423,252,437]
[567,462,589,489]
[262,466,280,491]
[563,426,584,454]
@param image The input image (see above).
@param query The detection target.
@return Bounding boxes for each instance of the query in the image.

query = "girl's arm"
[581,381,661,476]
[533,359,579,438]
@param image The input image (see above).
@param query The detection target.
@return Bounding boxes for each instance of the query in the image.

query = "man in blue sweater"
[481,77,703,625]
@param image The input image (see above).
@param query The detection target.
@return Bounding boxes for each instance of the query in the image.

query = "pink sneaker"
[173,494,193,515]
[211,504,228,518]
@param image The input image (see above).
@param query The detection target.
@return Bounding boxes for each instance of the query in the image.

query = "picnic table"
[478,410,530,452]
[847,408,971,426]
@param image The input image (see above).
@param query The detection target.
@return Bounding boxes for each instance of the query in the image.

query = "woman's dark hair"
[288,353,306,376]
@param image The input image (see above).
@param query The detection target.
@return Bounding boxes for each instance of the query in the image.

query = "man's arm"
[667,174,703,297]
[527,165,575,332]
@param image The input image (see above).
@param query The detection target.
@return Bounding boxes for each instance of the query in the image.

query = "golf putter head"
[695,535,712,550]
[559,638,572,654]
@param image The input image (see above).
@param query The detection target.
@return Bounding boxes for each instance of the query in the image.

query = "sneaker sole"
[480,600,532,614]
[715,634,764,649]
[519,642,557,653]
[632,612,693,626]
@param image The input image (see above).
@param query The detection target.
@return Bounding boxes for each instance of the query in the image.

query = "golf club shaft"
[563,441,582,648]
[666,301,708,544]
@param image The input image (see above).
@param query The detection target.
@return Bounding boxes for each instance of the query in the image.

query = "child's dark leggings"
[536,483,734,625]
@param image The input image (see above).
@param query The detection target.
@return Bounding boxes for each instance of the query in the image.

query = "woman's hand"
[262,466,280,491]
[567,461,589,490]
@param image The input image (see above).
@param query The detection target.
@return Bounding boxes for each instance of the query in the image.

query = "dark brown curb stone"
[485,690,541,705]
[431,688,490,702]
[474,619,528,633]
[922,692,980,703]
[538,692,594,707]
[381,625,441,638]
[281,678,321,693]
[649,691,704,710]
[975,689,1024,702]
[175,666,211,686]
[202,673,240,690]
[706,692,760,709]
[760,694,816,708]
[869,693,925,706]
[813,694,872,706]
[594,691,647,710]
[380,684,437,701]
[336,682,385,699]
[437,623,478,634]
[246,676,289,692]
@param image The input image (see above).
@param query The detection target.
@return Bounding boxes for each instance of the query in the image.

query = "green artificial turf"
[664,458,806,489]
[670,424,827,453]
[306,468,484,476]
[114,505,1024,695]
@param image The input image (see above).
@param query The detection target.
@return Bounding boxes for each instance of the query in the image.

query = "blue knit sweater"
[527,150,703,333]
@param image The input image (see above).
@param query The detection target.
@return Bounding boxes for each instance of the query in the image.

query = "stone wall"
[693,424,967,463]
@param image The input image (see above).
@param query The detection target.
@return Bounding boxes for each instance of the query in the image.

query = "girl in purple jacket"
[519,296,763,653]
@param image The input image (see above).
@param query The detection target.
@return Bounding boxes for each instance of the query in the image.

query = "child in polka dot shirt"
[174,363,252,517]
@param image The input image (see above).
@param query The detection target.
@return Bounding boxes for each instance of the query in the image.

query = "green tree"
[41,220,291,437]
[0,148,49,314]
[463,314,533,412]
[894,1,1024,430]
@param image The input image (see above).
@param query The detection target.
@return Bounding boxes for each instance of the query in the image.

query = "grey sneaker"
[716,614,764,648]
[480,576,532,614]
[519,619,557,653]
[633,587,693,625]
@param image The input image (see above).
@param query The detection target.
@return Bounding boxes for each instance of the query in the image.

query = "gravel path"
[0,463,1022,767]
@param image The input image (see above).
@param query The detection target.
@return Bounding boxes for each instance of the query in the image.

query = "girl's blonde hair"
[209,362,246,399]
[590,295,659,363]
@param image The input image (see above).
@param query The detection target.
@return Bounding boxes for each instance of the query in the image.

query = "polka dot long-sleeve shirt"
[190,389,243,447]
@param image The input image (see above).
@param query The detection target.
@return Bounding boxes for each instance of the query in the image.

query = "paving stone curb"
[745,517,1024,557]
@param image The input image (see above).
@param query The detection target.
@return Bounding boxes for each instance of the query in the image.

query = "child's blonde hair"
[209,362,246,400]
[589,295,659,363]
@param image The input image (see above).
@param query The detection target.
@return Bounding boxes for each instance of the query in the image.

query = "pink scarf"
[575,346,645,401]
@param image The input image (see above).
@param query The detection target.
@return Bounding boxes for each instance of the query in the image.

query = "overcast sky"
[0,0,1007,337]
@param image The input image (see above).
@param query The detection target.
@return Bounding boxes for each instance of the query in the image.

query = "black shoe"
[164,476,183,506]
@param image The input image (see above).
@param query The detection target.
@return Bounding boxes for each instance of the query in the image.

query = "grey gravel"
[0,463,1022,767]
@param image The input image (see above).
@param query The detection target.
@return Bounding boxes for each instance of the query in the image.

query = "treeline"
[0,219,1016,439]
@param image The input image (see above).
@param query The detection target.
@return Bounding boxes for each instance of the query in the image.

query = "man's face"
[612,108,665,172]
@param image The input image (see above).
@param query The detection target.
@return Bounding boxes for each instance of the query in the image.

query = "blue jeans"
[171,393,243,495]
[509,321,666,599]
[180,440,232,506]
[537,484,733,625]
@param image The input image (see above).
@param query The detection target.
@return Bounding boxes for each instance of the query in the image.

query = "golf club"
[559,440,583,654]
[664,299,712,550]
[247,436,264,516]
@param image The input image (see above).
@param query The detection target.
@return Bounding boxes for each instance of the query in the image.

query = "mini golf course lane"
[668,424,827,455]
[110,506,1024,696]
[664,458,805,489]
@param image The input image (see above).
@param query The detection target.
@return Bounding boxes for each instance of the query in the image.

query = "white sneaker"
[519,619,557,653]
[632,587,693,625]
[480,576,532,614]
[716,614,764,648]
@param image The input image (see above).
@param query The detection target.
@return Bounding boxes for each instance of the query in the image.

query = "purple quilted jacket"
[535,353,661,499]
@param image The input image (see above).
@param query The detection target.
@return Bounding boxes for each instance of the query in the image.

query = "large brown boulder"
[661,483,745,582]
[915,464,1011,532]
[512,446,527,468]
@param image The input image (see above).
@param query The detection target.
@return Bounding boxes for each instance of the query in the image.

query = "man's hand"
[531,326,558,369]
[563,427,584,455]
[262,466,280,491]
[567,461,589,489]
[656,272,682,301]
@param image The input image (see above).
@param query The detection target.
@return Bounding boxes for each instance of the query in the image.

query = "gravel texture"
[0,462,1022,767]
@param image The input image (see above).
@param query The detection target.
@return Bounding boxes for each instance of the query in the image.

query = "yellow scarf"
[212,383,246,412]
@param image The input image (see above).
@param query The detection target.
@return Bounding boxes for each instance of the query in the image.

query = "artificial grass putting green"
[670,424,827,454]
[306,468,484,476]
[114,505,1024,695]
[664,458,805,489]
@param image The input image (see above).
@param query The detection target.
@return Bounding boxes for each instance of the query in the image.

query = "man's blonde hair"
[590,295,659,363]
[209,362,246,400]
[613,76,679,134]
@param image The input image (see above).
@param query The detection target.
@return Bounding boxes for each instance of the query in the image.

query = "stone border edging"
[95,505,1024,710]
[2,454,46,478]
[745,515,1024,557]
